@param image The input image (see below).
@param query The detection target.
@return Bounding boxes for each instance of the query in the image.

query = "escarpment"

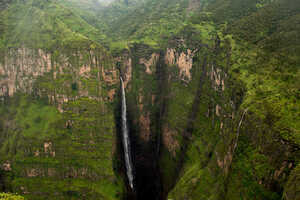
[0,47,118,104]
[1,35,299,200]
[112,38,243,199]
[115,31,300,199]
[0,0,299,199]
[0,45,123,199]
[0,35,299,200]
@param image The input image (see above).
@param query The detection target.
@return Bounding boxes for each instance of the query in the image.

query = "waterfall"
[120,77,134,189]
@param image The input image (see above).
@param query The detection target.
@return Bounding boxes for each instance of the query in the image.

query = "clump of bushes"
[0,193,24,200]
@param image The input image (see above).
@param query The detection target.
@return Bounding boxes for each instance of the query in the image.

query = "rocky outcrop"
[139,53,159,75]
[0,47,118,106]
[210,65,226,91]
[162,126,179,157]
[165,48,195,81]
[123,58,132,88]
[0,48,52,97]
[117,52,132,88]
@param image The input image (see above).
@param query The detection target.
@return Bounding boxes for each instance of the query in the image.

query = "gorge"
[0,0,299,200]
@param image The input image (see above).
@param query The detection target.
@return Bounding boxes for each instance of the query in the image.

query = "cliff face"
[0,0,299,199]
[0,46,123,199]
[0,34,299,200]
[122,38,239,198]
[1,38,296,200]
[0,48,120,102]
[117,26,299,199]
[0,48,53,97]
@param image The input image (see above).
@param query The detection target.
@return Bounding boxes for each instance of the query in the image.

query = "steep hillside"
[166,0,300,199]
[0,0,299,200]
[0,0,123,199]
[1,0,107,49]
[104,0,300,199]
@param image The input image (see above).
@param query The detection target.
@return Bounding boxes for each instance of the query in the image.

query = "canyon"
[0,0,299,200]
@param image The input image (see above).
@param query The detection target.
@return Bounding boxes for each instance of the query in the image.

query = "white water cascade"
[120,77,134,189]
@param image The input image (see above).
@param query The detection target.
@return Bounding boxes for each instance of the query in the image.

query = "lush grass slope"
[1,0,106,50]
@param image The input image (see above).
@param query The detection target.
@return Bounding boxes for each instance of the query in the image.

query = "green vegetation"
[0,0,299,199]
[0,193,24,200]
[166,0,300,199]
[0,93,122,199]
[1,0,106,50]
[0,1,123,197]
